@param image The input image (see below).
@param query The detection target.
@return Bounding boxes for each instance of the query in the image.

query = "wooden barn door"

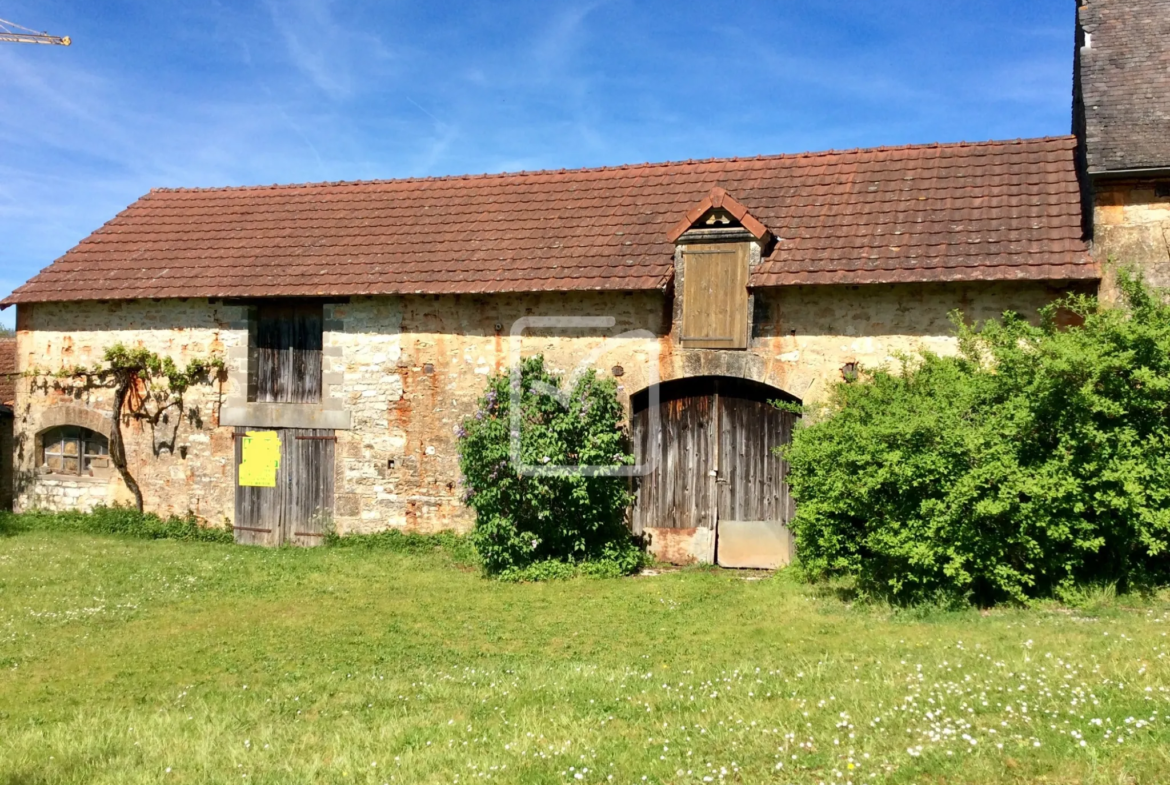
[714,395,797,569]
[234,427,335,546]
[631,378,797,567]
[631,395,718,533]
[233,426,281,546]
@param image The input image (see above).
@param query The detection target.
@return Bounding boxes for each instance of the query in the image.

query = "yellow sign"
[239,431,281,487]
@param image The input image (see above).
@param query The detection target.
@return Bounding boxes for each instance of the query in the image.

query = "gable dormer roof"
[667,187,772,244]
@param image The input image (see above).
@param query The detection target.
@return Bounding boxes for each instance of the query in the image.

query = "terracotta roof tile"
[2,136,1094,305]
[0,337,15,406]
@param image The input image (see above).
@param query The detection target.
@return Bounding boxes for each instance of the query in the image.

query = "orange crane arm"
[0,17,70,45]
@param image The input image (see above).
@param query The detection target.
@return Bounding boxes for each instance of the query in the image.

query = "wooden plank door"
[234,427,335,546]
[281,429,335,546]
[715,393,797,568]
[233,426,282,546]
[631,377,798,566]
[251,303,323,403]
[630,395,717,535]
[717,394,796,523]
[679,244,749,349]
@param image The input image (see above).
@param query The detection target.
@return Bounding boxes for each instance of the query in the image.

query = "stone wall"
[12,299,243,521]
[330,291,664,534]
[1093,179,1170,299]
[0,407,12,511]
[11,281,1084,533]
[327,281,1085,534]
[749,280,1094,404]
[21,475,112,512]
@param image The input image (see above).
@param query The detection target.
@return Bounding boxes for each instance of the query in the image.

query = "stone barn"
[2,0,1167,565]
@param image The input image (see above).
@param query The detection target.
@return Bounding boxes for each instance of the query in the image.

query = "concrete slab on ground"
[716,520,794,570]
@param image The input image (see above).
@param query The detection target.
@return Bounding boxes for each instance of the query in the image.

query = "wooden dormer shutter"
[680,242,749,349]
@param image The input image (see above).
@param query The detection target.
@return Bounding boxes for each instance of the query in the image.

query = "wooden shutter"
[251,303,323,403]
[680,243,749,349]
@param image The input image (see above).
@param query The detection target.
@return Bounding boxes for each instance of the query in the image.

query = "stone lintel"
[220,403,352,430]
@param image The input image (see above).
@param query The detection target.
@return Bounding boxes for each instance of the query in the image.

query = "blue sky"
[0,0,1076,329]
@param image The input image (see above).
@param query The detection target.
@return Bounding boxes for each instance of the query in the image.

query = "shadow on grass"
[0,512,27,538]
[0,506,232,543]
[322,528,480,571]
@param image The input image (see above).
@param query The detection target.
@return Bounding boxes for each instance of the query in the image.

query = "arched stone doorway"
[630,376,800,567]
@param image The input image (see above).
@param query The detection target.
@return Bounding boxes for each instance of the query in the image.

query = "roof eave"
[1088,165,1170,180]
[750,261,1101,288]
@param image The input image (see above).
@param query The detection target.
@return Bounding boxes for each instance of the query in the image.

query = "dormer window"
[679,241,750,348]
[669,188,772,351]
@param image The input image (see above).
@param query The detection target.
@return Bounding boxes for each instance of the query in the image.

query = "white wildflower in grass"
[4,532,1170,783]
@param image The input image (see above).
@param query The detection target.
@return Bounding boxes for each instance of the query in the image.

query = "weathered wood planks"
[631,377,798,536]
[234,426,335,546]
[250,303,323,403]
[679,243,750,349]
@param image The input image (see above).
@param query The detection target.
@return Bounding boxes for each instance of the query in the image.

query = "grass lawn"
[1,528,1169,784]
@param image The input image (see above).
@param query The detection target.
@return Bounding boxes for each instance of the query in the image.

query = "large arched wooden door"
[630,377,798,567]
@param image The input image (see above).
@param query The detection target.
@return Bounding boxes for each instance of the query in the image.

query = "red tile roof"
[1,136,1095,306]
[0,337,15,407]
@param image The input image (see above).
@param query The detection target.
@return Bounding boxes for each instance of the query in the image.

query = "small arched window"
[41,426,110,477]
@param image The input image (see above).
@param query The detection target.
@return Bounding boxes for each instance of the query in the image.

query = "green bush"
[784,272,1170,605]
[457,355,642,578]
[2,505,233,543]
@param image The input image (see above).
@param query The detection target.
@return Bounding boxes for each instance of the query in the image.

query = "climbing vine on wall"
[26,344,226,512]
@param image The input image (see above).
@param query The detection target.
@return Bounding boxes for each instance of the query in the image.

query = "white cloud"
[263,0,394,99]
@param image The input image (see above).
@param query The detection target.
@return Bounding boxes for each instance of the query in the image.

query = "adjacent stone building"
[2,0,1166,563]
[1075,0,1170,296]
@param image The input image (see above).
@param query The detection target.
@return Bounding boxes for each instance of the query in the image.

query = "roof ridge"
[148,135,1077,195]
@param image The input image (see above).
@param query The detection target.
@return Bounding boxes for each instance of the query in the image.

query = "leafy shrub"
[784,272,1170,605]
[495,539,646,582]
[3,505,233,543]
[457,355,642,578]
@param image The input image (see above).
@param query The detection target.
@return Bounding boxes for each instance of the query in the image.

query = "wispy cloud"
[531,1,605,75]
[264,0,394,99]
[265,0,350,96]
